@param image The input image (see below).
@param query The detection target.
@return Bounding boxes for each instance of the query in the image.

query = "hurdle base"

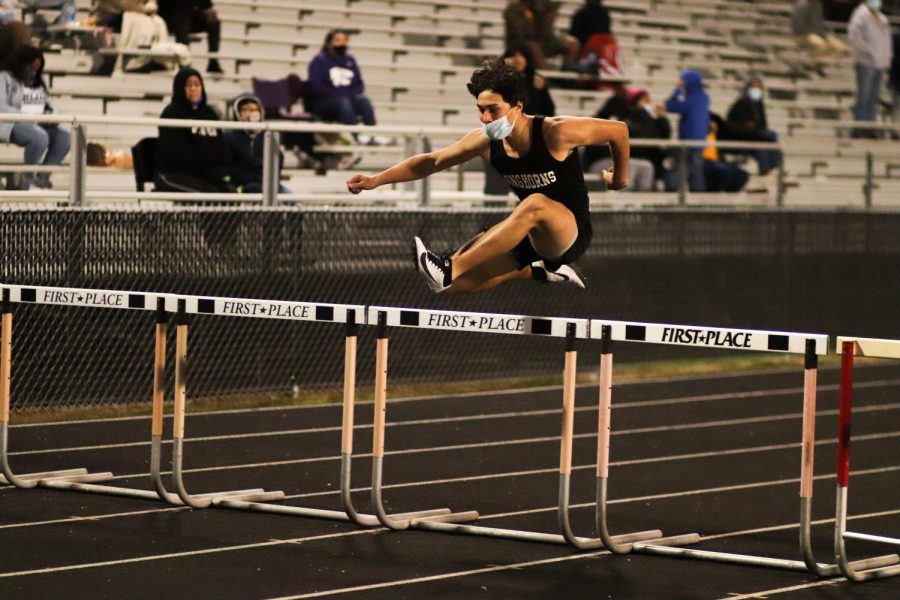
[409,519,661,548]
[633,542,812,571]
[844,531,900,548]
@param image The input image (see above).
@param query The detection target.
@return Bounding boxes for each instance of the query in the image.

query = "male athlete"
[346,58,629,295]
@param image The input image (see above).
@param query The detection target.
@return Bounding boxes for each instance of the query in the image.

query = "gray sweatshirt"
[0,70,25,143]
[848,5,893,70]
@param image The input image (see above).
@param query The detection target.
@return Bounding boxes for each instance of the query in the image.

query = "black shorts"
[509,213,593,271]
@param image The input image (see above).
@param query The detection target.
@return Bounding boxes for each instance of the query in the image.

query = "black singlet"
[489,115,590,218]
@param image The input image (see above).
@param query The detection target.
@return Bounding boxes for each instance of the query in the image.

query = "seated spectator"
[582,88,656,191]
[623,87,672,188]
[703,115,749,193]
[223,93,290,194]
[569,0,622,77]
[722,75,782,175]
[665,70,709,192]
[0,46,70,190]
[792,0,847,59]
[118,1,190,73]
[306,30,377,129]
[90,0,146,32]
[154,67,232,193]
[504,0,580,71]
[157,0,222,73]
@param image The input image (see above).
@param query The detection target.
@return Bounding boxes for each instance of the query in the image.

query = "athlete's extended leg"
[451,194,577,282]
[445,253,526,295]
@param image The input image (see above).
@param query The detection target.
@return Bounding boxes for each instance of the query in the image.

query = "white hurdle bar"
[364,306,664,549]
[0,284,179,498]
[590,319,896,575]
[834,336,900,582]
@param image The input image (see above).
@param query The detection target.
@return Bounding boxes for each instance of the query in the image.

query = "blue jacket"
[665,70,710,141]
[306,50,364,101]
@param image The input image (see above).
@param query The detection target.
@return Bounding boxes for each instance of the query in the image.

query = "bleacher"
[6,0,900,207]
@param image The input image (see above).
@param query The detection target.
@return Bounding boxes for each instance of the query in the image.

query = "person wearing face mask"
[848,0,893,138]
[223,93,290,194]
[154,67,233,194]
[0,45,70,190]
[347,59,629,295]
[306,30,377,130]
[723,75,782,175]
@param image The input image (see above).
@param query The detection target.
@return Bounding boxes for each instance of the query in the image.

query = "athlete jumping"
[346,58,629,295]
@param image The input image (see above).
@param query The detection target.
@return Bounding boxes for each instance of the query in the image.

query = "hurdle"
[362,306,668,549]
[591,320,898,575]
[1,284,160,494]
[834,336,900,582]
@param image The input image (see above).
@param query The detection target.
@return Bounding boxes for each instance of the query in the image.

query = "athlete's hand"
[346,174,375,194]
[602,167,627,191]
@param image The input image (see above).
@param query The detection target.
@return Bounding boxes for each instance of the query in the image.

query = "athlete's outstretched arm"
[548,117,630,190]
[346,129,489,194]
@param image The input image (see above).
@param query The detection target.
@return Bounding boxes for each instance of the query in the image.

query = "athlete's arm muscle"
[546,116,630,190]
[347,129,489,193]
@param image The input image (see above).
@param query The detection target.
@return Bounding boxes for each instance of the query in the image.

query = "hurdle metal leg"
[833,341,900,582]
[629,338,896,574]
[593,331,701,554]
[170,321,285,508]
[558,327,668,550]
[0,301,114,489]
[369,315,478,531]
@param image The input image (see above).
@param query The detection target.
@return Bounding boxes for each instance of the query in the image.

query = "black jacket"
[723,96,769,141]
[624,109,672,179]
[156,67,228,184]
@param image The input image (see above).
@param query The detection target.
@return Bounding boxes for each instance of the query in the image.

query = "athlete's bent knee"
[515,194,552,227]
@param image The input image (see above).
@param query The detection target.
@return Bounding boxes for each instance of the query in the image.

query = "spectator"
[118,0,190,73]
[223,93,290,194]
[723,75,782,175]
[0,46,70,190]
[583,88,656,191]
[792,0,847,58]
[848,0,893,137]
[154,67,232,193]
[306,30,377,128]
[90,0,146,32]
[504,0,581,70]
[157,0,222,74]
[623,87,672,188]
[665,69,710,192]
[891,32,900,123]
[0,2,16,25]
[703,115,749,193]
[503,44,555,116]
[569,0,621,76]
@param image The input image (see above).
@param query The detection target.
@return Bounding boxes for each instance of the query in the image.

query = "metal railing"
[6,110,888,208]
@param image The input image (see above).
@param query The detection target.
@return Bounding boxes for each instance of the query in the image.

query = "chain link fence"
[2,206,899,411]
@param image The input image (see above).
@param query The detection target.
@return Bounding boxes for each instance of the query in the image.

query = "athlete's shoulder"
[542,115,595,144]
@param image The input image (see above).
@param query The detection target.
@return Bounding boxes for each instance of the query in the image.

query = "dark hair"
[467,58,527,107]
[4,45,42,83]
[502,44,536,83]
[323,29,347,49]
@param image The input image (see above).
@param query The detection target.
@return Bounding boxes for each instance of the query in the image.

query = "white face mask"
[866,0,882,11]
[243,111,262,122]
[747,88,763,102]
[482,109,518,140]
[643,103,655,116]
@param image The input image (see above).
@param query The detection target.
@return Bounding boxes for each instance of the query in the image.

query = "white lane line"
[720,580,843,600]
[267,509,900,600]
[10,381,900,457]
[21,364,862,428]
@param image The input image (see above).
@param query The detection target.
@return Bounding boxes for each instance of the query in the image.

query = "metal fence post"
[776,159,786,208]
[677,146,687,206]
[864,151,874,209]
[262,130,280,206]
[419,135,432,206]
[69,124,86,207]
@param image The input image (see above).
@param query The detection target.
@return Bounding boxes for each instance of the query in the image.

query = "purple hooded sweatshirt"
[306,49,365,101]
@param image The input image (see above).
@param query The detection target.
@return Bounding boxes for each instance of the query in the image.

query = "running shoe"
[531,261,586,289]
[412,236,452,293]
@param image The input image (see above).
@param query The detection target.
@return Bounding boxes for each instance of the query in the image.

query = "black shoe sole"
[411,238,420,273]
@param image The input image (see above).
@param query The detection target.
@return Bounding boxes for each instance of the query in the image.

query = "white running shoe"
[412,236,452,293]
[531,261,586,289]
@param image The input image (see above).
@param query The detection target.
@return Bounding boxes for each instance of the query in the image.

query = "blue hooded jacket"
[665,70,710,141]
